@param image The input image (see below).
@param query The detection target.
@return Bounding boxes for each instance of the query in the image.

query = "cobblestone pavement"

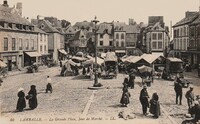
[0,66,199,124]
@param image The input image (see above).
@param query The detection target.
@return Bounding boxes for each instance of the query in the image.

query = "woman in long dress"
[120,87,131,107]
[16,88,26,112]
[27,85,38,110]
[149,92,161,118]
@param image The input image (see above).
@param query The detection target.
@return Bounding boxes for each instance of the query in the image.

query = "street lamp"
[92,16,100,87]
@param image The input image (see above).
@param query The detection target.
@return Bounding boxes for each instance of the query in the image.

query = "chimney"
[16,2,22,16]
[3,0,9,7]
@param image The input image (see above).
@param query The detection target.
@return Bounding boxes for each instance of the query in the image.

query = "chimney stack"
[16,2,22,16]
[3,0,9,7]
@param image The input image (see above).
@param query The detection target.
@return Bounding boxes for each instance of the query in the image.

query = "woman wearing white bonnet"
[16,87,26,112]
[18,88,24,92]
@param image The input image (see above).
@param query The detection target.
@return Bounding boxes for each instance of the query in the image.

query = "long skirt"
[16,98,26,111]
[120,93,130,105]
[29,97,38,109]
[149,101,161,117]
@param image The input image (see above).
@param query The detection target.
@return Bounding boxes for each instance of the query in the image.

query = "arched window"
[116,33,119,39]
[121,34,124,39]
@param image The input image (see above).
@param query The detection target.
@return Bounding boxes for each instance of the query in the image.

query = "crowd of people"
[174,74,200,123]
[15,63,200,123]
[120,75,161,119]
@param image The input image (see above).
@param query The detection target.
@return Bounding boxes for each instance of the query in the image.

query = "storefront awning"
[25,52,42,57]
[58,49,67,55]
[115,50,126,53]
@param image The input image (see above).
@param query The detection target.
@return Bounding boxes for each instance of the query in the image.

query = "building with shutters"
[0,0,41,71]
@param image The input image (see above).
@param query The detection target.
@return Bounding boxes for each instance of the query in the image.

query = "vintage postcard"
[0,0,200,124]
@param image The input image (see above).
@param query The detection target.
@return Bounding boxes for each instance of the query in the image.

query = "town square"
[0,0,200,124]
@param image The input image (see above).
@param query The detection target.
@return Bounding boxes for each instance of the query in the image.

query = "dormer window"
[4,23,8,28]
[12,24,16,29]
[40,24,45,29]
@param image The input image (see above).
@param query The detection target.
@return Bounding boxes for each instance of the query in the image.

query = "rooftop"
[0,4,33,26]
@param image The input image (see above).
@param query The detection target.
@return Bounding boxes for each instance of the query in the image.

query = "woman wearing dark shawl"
[27,85,38,110]
[149,92,161,118]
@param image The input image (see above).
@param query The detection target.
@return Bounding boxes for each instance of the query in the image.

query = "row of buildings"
[0,0,170,71]
[172,6,200,69]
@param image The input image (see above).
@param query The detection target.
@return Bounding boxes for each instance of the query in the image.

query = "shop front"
[0,52,19,71]
[24,51,42,66]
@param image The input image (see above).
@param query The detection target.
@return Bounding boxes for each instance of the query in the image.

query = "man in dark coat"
[140,85,150,115]
[16,88,26,112]
[149,92,161,118]
[27,85,38,110]
[174,78,183,105]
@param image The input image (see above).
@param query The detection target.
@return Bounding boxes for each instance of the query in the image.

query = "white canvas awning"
[115,50,126,53]
[25,52,41,57]
[82,57,104,65]
[58,49,67,55]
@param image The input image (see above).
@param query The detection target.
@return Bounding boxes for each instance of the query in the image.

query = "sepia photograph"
[0,0,200,124]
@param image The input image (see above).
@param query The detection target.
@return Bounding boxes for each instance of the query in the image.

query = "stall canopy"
[82,57,104,65]
[141,54,164,64]
[115,50,126,53]
[167,57,183,62]
[121,55,135,62]
[138,65,153,73]
[129,56,143,63]
[104,52,117,62]
[100,53,106,59]
[71,56,87,62]
[58,49,67,55]
[0,60,7,67]
[25,52,42,57]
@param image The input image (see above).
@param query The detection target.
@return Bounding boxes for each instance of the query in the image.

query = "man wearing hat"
[185,86,195,110]
[140,84,150,115]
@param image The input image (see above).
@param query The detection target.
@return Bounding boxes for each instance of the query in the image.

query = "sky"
[5,0,200,26]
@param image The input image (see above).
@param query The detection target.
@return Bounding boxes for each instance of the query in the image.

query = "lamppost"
[92,16,99,87]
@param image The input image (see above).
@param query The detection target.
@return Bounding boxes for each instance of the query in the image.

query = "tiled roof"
[72,30,86,40]
[151,22,165,31]
[0,5,33,26]
[97,22,113,34]
[124,25,140,33]
[34,26,47,34]
[173,13,198,27]
[190,14,200,25]
[38,20,60,33]
[63,26,76,34]
[74,21,94,29]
